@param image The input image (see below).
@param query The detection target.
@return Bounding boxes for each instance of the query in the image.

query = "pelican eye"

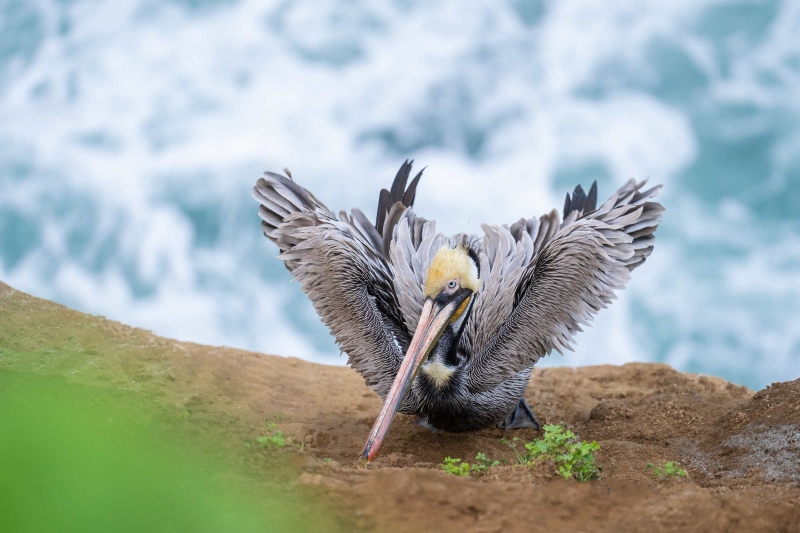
[447,280,457,289]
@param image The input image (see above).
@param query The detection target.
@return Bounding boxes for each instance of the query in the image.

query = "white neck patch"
[421,360,455,388]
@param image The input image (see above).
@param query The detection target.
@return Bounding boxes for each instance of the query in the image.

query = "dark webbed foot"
[498,398,541,431]
[415,416,439,432]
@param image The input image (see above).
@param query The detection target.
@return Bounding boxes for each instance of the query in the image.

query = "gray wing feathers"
[253,171,334,265]
[508,209,561,254]
[466,179,663,392]
[389,210,447,333]
[589,179,663,270]
[464,209,562,357]
[253,171,408,397]
[348,208,384,254]
[463,223,534,358]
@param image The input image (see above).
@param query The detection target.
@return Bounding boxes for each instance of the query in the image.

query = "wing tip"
[376,161,426,236]
[563,180,599,218]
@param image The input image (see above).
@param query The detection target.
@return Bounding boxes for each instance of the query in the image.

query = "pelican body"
[253,162,663,460]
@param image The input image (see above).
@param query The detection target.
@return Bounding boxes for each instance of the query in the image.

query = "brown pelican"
[252,161,663,461]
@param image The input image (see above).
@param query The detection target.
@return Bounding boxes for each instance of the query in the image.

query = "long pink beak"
[361,297,461,461]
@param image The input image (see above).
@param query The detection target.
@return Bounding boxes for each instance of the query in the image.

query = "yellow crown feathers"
[424,246,480,299]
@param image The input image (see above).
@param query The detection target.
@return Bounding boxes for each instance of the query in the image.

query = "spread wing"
[465,179,664,392]
[252,164,422,397]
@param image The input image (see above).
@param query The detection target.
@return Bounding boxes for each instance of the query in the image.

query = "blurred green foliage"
[0,374,318,533]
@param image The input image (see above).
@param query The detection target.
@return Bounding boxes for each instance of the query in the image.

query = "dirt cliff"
[1,281,798,532]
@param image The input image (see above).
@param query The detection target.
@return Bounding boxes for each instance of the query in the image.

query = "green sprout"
[470,452,500,474]
[441,453,500,477]
[502,423,601,482]
[441,457,471,476]
[647,461,687,479]
[257,422,286,448]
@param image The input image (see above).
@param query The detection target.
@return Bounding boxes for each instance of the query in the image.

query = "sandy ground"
[2,280,799,532]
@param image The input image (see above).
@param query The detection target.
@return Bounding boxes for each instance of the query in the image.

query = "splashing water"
[1,0,799,389]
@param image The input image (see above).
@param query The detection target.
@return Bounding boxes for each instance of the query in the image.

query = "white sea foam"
[1,0,799,389]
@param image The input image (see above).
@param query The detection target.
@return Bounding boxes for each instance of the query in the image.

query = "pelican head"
[362,246,480,461]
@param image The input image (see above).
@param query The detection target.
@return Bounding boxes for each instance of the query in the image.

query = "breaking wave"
[2,0,799,389]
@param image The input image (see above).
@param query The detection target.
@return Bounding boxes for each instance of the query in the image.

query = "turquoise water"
[1,0,799,390]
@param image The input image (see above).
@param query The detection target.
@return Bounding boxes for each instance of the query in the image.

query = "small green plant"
[647,461,686,479]
[257,422,286,448]
[500,436,526,464]
[502,424,601,482]
[441,453,499,477]
[471,452,500,474]
[441,456,471,476]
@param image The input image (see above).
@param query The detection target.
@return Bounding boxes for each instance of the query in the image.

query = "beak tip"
[361,442,373,462]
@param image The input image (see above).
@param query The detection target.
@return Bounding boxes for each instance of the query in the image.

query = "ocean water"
[1,0,799,390]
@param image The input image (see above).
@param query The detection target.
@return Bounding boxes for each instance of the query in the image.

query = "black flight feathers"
[375,160,424,236]
[563,181,598,219]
